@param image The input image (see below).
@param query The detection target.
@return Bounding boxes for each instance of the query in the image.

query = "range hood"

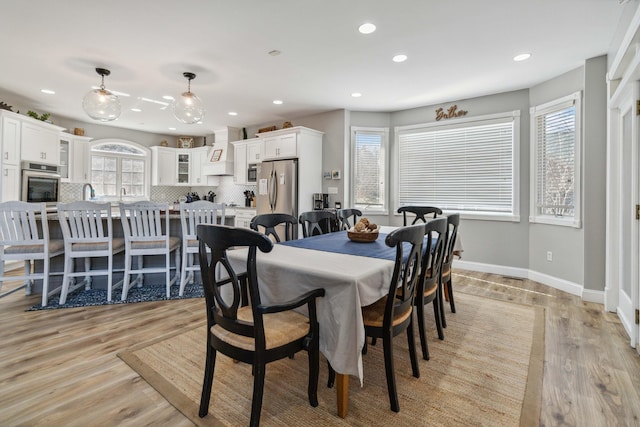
[202,127,241,176]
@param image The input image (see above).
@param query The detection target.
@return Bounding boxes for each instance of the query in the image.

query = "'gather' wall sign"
[435,104,468,121]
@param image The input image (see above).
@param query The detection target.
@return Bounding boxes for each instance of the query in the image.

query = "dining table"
[226,225,463,418]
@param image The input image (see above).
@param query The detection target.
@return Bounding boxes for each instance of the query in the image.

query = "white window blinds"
[398,117,515,214]
[530,92,581,227]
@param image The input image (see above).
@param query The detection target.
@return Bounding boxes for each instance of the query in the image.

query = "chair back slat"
[0,201,46,245]
[336,208,362,230]
[250,213,298,242]
[397,206,443,226]
[197,224,273,339]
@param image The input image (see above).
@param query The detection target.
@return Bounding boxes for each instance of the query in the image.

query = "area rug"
[27,283,204,311]
[118,292,544,426]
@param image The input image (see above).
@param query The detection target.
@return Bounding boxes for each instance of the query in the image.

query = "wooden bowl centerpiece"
[347,218,379,243]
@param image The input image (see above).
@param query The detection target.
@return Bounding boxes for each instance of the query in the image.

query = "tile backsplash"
[60,176,257,205]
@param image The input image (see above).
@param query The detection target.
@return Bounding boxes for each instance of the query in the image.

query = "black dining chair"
[197,224,325,427]
[397,206,443,225]
[414,217,448,360]
[299,210,336,237]
[336,208,362,230]
[441,213,460,321]
[250,213,298,242]
[330,224,423,413]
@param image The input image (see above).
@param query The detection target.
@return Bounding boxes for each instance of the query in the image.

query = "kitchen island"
[30,209,234,295]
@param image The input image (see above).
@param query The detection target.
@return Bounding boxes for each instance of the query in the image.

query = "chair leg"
[41,259,49,307]
[198,344,217,418]
[307,327,320,407]
[447,277,456,313]
[59,255,73,305]
[121,253,132,301]
[438,281,447,329]
[415,303,430,360]
[407,318,420,379]
[166,251,171,298]
[327,361,335,388]
[179,250,188,296]
[433,297,444,340]
[382,332,400,413]
[250,362,266,427]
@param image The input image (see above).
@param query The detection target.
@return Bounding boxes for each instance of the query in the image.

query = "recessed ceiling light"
[131,108,142,112]
[392,54,408,63]
[162,95,174,100]
[273,100,283,105]
[351,92,362,98]
[268,50,281,56]
[169,127,176,131]
[358,23,376,34]
[513,53,531,62]
[41,89,55,95]
[228,111,238,116]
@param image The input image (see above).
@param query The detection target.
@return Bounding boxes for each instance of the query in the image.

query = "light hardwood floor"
[1,269,639,426]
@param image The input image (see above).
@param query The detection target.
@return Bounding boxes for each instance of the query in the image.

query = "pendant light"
[82,67,121,122]
[172,72,205,124]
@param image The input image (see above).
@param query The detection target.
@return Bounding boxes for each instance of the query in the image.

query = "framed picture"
[323,171,332,180]
[211,149,223,162]
[331,170,341,180]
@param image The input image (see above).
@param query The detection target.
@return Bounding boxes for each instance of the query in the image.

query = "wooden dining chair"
[178,200,225,296]
[348,224,423,413]
[336,208,362,230]
[119,201,181,300]
[441,213,460,322]
[197,224,325,427]
[57,201,125,304]
[0,201,64,307]
[299,210,335,237]
[414,217,448,360]
[250,213,298,242]
[397,206,443,225]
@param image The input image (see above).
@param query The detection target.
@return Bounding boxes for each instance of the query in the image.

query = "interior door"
[616,86,639,349]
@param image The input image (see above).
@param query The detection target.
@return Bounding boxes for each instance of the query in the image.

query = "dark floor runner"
[27,283,204,311]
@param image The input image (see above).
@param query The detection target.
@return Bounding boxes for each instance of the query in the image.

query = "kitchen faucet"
[82,183,94,201]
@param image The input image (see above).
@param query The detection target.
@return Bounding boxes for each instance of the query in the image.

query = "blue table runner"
[280,231,397,261]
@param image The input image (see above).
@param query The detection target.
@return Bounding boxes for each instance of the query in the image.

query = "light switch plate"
[328,186,338,194]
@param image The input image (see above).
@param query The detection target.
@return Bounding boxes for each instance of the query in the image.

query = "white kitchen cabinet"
[1,163,19,202]
[176,149,191,185]
[151,146,176,186]
[262,132,297,160]
[247,139,263,163]
[233,142,248,185]
[21,121,63,165]
[1,113,20,166]
[189,146,220,186]
[69,135,92,183]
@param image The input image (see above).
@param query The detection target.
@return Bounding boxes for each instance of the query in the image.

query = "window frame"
[89,139,151,202]
[350,126,390,215]
[529,91,582,228]
[393,111,521,222]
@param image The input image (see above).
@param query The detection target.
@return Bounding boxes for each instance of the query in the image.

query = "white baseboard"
[454,259,603,304]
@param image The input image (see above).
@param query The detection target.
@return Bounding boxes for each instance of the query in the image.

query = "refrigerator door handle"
[269,168,277,211]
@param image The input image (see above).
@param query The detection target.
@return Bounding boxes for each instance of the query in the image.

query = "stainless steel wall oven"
[21,161,61,208]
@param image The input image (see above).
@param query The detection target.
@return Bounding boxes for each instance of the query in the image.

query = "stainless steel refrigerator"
[256,159,299,239]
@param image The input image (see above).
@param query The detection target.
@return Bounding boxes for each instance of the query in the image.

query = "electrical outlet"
[546,251,553,262]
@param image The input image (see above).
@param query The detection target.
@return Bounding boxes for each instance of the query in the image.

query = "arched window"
[89,139,150,200]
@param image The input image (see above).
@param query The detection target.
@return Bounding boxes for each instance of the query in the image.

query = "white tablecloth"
[227,243,395,383]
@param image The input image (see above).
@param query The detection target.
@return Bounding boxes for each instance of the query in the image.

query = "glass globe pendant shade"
[82,67,121,122]
[82,87,121,122]
[172,91,205,124]
[172,72,205,124]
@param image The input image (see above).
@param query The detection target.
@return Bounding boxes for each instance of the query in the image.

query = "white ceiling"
[0,0,627,137]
